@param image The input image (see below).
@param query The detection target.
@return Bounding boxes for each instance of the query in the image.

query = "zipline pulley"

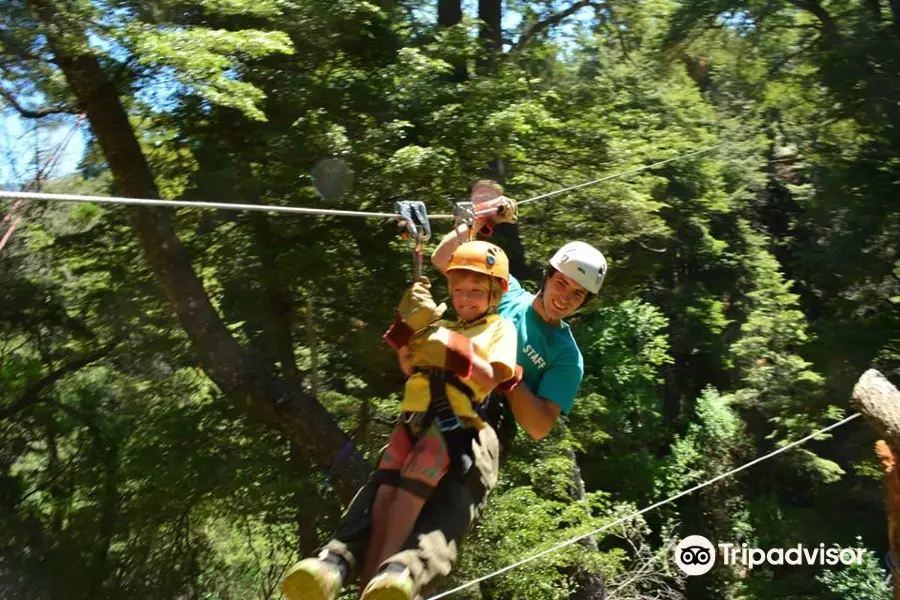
[395,200,431,280]
[451,201,478,243]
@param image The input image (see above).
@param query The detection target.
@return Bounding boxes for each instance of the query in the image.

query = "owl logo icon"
[675,535,716,576]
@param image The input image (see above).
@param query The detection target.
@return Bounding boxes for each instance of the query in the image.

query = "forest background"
[2,0,899,598]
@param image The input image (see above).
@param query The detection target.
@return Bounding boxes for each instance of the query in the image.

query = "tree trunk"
[853,369,900,599]
[786,0,840,43]
[565,447,608,600]
[437,0,467,81]
[246,208,324,554]
[248,212,302,386]
[477,0,503,72]
[27,0,370,503]
[865,0,883,21]
[853,369,900,452]
[437,0,462,28]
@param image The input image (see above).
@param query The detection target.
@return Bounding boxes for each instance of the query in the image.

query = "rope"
[0,144,725,222]
[426,412,861,600]
[0,190,437,220]
[516,143,727,206]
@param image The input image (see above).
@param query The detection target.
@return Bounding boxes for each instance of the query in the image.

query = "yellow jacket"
[401,313,517,429]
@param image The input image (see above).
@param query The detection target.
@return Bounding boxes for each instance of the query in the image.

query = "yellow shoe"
[282,557,342,600]
[360,566,416,600]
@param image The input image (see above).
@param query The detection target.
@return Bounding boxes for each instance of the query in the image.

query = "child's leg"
[360,483,397,586]
[360,423,414,585]
[372,487,428,569]
[365,423,449,579]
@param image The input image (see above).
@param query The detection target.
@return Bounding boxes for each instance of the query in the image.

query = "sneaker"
[360,564,416,600]
[282,557,343,600]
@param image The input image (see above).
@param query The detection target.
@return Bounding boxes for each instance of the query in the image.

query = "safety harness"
[403,367,479,475]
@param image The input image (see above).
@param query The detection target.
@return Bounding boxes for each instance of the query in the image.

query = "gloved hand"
[408,327,475,378]
[490,196,518,225]
[494,364,523,395]
[383,277,447,350]
[399,277,447,330]
[474,196,517,237]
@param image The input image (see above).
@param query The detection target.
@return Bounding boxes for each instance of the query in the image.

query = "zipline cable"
[516,142,727,207]
[0,143,727,221]
[0,190,422,220]
[426,412,862,600]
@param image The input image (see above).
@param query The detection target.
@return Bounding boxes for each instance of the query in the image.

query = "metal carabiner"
[452,200,495,240]
[451,201,477,243]
[395,201,431,280]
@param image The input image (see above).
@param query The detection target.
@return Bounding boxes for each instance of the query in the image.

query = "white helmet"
[549,241,608,295]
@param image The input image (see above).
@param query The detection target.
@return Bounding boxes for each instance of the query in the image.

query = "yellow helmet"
[446,241,510,291]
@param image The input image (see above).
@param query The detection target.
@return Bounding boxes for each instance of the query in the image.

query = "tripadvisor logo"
[675,535,716,576]
[674,535,866,576]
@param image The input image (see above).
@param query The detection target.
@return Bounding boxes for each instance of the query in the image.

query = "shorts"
[375,420,450,499]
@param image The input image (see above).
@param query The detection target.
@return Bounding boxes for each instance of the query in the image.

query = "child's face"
[448,271,492,322]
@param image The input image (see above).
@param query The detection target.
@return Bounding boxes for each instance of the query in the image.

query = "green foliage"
[128,25,293,121]
[571,299,672,501]
[816,540,892,600]
[1,0,895,598]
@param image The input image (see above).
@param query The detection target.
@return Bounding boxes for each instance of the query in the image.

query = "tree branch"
[0,337,121,419]
[0,87,75,119]
[786,0,841,43]
[509,1,601,53]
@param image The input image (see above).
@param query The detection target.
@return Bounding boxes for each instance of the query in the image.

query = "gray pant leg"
[321,474,380,576]
[388,426,500,594]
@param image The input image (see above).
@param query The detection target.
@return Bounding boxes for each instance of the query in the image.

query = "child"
[359,240,520,599]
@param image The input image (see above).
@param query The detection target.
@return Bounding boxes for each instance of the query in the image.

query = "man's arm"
[505,384,561,440]
[510,346,581,439]
[431,223,471,274]
[432,196,512,273]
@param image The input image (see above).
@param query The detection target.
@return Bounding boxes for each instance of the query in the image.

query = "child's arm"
[469,317,519,391]
[468,356,508,391]
[397,346,414,377]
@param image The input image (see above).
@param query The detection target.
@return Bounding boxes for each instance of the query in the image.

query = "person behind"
[281,190,608,600]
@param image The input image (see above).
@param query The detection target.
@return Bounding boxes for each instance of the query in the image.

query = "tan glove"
[383,278,447,350]
[490,196,518,224]
[397,277,446,331]
[474,196,518,237]
[408,327,475,378]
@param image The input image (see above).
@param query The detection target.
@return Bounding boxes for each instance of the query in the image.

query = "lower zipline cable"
[426,412,861,600]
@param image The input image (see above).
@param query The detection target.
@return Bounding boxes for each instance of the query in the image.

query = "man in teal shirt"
[499,273,583,412]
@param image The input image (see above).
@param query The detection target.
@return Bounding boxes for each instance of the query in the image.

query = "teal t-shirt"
[496,275,584,415]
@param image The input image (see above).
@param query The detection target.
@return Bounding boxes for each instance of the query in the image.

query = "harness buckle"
[435,413,463,432]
